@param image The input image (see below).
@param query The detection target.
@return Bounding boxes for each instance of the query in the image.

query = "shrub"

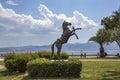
[36,51,68,60]
[29,53,39,59]
[4,52,16,62]
[5,59,17,73]
[36,51,51,59]
[15,53,33,72]
[27,59,82,77]
[53,53,59,60]
[4,51,69,73]
[36,51,69,60]
[27,58,50,77]
[61,52,69,59]
[36,51,43,58]
[52,52,68,60]
[42,51,51,59]
[67,60,82,77]
[4,52,39,73]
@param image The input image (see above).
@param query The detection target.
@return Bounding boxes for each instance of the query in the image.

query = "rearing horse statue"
[51,21,82,59]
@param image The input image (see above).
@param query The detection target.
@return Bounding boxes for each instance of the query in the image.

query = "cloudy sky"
[0,0,120,47]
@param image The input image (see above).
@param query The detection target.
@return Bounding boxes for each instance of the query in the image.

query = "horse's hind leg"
[57,47,62,60]
[56,42,62,60]
[51,42,56,59]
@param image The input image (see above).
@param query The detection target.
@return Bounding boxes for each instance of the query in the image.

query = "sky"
[0,0,120,47]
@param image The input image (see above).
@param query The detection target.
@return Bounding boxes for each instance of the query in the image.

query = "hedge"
[15,53,33,72]
[4,51,69,73]
[27,58,82,78]
[36,51,69,60]
[4,53,34,73]
[5,59,17,73]
[4,52,16,62]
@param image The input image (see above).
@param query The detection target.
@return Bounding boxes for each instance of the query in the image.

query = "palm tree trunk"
[116,40,120,49]
[99,44,105,57]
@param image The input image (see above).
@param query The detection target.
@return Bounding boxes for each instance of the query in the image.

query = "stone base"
[50,60,68,62]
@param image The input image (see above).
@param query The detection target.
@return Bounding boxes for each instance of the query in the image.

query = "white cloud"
[0,3,98,36]
[6,0,18,6]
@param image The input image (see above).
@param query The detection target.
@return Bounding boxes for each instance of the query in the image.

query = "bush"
[36,51,43,58]
[29,53,39,59]
[27,58,50,77]
[4,52,35,73]
[61,52,69,59]
[36,51,68,60]
[52,52,68,60]
[15,53,33,72]
[36,51,51,59]
[4,52,16,62]
[5,59,17,73]
[4,51,69,73]
[42,51,51,59]
[53,53,59,60]
[27,59,82,77]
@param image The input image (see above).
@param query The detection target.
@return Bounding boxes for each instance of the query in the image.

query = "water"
[65,50,120,55]
[0,49,120,55]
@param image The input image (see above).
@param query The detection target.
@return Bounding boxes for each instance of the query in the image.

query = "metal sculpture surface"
[51,21,82,59]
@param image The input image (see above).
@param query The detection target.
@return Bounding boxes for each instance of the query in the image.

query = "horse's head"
[62,21,72,27]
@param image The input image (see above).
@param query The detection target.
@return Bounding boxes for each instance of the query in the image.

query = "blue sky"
[0,0,120,47]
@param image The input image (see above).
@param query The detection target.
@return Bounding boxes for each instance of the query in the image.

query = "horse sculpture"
[51,21,82,59]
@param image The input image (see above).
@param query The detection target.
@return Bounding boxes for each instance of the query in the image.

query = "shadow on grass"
[0,69,9,76]
[102,71,120,80]
[22,75,80,80]
[0,69,25,77]
[0,69,80,80]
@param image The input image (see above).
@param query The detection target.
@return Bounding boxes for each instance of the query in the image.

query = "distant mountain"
[0,45,51,53]
[0,42,119,54]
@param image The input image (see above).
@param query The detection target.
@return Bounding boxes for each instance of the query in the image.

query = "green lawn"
[0,59,120,80]
[81,61,120,80]
[0,61,4,65]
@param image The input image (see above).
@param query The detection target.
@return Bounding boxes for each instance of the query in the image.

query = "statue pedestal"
[50,60,68,62]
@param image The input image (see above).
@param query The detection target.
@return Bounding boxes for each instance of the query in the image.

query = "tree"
[89,29,108,57]
[101,9,120,48]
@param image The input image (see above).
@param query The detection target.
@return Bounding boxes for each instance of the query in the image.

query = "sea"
[0,49,120,56]
[65,49,120,55]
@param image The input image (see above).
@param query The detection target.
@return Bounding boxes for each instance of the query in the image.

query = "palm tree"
[89,29,108,57]
[110,28,120,48]
[101,9,120,48]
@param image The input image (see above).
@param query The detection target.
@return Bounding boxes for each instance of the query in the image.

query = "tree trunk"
[99,44,105,57]
[116,40,120,49]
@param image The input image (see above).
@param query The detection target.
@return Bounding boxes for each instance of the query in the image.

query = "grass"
[81,61,120,80]
[0,61,4,65]
[0,58,120,80]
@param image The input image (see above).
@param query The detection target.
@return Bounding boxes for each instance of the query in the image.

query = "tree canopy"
[101,9,120,48]
[89,29,108,57]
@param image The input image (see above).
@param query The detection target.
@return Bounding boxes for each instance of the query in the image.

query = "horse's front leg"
[74,33,79,39]
[71,27,82,33]
[51,41,56,59]
[71,32,79,39]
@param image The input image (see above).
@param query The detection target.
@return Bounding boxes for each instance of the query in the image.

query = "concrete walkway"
[0,59,3,61]
[0,65,4,69]
[79,59,120,61]
[0,58,4,69]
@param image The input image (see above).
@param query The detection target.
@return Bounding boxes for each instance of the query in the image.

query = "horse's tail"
[51,41,56,59]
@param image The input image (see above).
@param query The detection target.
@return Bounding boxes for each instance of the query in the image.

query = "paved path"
[79,59,120,61]
[0,58,4,61]
[1,58,120,61]
[0,65,4,69]
[0,58,4,69]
